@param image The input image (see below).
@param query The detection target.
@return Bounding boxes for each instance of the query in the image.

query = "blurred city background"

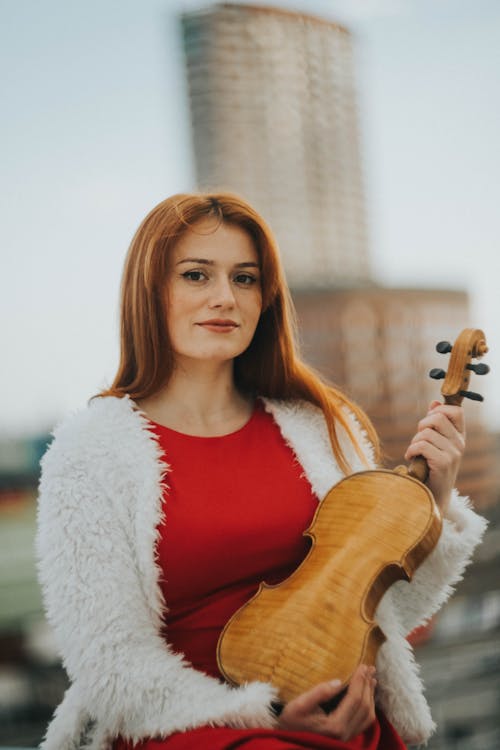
[1,1,499,748]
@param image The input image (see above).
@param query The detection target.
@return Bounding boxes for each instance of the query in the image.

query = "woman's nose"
[209,277,236,308]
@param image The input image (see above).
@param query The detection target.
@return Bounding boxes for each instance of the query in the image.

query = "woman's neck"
[135,360,253,436]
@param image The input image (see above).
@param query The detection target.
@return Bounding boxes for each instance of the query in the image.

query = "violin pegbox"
[430,328,489,406]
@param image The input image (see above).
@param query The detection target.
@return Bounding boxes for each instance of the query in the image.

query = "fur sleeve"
[36,424,277,743]
[382,488,487,635]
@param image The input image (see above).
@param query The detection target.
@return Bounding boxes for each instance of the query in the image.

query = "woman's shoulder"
[41,395,142,469]
[261,396,375,470]
[259,396,324,425]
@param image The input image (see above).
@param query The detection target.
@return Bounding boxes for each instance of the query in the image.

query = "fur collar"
[37,394,486,749]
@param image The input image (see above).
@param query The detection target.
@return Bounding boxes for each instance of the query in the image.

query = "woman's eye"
[181,270,207,282]
[234,273,258,285]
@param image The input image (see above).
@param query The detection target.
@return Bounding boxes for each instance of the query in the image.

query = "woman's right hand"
[277,664,377,740]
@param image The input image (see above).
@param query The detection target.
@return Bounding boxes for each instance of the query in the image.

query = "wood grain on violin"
[217,471,440,702]
[217,328,489,703]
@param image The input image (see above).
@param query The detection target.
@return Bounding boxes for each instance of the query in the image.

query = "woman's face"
[166,218,263,367]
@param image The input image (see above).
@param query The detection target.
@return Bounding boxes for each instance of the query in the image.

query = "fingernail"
[329,679,342,687]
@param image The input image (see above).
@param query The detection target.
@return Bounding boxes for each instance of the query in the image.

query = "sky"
[1,0,499,435]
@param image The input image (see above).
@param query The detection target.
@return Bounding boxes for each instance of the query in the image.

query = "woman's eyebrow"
[176,258,259,268]
[176,257,214,265]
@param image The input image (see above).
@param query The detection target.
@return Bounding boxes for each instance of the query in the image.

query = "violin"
[217,328,489,703]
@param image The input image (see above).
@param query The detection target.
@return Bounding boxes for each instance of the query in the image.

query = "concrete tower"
[181,2,496,510]
[182,3,371,288]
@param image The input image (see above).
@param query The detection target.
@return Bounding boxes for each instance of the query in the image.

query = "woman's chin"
[173,348,246,367]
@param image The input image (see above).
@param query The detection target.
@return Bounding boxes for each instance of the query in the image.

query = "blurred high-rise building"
[292,287,496,508]
[181,1,497,510]
[181,6,500,746]
[182,3,371,288]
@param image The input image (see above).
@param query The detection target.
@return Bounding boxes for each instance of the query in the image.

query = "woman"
[36,192,486,750]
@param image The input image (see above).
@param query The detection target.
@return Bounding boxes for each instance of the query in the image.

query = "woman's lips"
[197,320,239,333]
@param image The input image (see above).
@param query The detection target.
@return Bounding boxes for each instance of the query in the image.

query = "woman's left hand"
[404,400,466,516]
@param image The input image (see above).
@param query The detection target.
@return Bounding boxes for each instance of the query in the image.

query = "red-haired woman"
[36,193,486,750]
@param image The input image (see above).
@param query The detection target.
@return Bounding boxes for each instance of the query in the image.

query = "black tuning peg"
[466,362,490,375]
[460,390,484,402]
[429,368,446,380]
[436,341,452,354]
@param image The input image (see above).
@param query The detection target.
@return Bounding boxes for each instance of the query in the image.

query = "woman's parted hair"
[97,191,379,472]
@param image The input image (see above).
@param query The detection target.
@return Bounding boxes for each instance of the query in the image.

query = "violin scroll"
[433,328,489,406]
[406,328,489,483]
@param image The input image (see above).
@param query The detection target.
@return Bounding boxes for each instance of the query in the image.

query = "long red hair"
[97,191,379,472]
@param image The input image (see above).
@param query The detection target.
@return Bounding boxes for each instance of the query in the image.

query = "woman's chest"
[153,412,319,604]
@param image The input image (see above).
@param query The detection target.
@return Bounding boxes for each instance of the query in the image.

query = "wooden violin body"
[217,470,440,702]
[217,328,488,703]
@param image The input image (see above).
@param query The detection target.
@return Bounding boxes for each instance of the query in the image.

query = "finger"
[327,670,375,741]
[405,429,463,465]
[418,409,465,440]
[347,667,376,734]
[326,666,374,739]
[289,678,345,717]
[426,403,465,436]
[404,442,461,474]
[406,426,462,456]
[405,412,465,463]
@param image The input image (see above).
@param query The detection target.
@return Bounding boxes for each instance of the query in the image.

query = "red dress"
[114,401,406,750]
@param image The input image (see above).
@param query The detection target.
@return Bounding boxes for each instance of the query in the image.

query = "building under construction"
[181,2,496,509]
[182,2,371,289]
[181,5,500,748]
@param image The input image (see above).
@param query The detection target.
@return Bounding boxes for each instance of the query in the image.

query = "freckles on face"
[165,218,263,364]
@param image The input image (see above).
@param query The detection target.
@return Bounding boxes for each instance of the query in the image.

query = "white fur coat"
[36,395,487,749]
